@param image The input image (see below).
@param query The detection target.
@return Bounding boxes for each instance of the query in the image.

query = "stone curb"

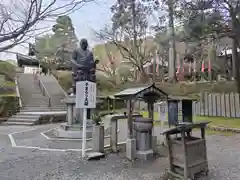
[207,125,240,133]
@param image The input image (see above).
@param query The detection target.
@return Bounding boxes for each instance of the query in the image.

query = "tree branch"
[0,0,93,52]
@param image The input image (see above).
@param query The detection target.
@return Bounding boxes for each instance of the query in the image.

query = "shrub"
[53,70,72,91]
[0,60,16,82]
[0,96,19,117]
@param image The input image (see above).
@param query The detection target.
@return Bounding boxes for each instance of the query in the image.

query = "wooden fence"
[193,93,240,118]
[137,92,240,118]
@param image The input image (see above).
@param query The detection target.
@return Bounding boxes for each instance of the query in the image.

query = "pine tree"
[52,15,78,66]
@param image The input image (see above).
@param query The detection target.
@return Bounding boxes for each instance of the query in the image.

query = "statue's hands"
[95,59,99,64]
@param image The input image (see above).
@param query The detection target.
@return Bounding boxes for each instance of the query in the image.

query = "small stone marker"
[87,152,105,160]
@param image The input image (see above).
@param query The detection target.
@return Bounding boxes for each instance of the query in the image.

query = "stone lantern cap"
[62,97,76,104]
[134,117,153,132]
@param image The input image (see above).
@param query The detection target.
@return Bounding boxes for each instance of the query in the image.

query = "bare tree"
[0,0,92,52]
[96,1,157,83]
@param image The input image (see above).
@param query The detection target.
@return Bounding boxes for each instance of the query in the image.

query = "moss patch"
[194,116,240,129]
[141,111,240,129]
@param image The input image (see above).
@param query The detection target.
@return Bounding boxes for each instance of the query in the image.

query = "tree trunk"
[167,0,177,83]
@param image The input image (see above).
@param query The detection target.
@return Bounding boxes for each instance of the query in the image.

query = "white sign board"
[158,101,167,129]
[76,80,96,108]
[24,66,41,74]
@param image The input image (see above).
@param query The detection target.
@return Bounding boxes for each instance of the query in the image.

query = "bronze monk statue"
[71,38,98,94]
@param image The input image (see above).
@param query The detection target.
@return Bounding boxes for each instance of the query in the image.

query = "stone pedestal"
[62,97,75,125]
[53,96,93,139]
[134,117,154,160]
[92,125,104,153]
[53,123,93,139]
[108,114,142,153]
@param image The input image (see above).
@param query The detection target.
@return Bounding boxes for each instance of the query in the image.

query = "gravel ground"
[0,124,240,180]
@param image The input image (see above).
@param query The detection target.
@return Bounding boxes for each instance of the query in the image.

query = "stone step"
[22,104,49,107]
[21,106,50,109]
[20,109,50,112]
[7,118,38,122]
[10,114,40,119]
[2,121,35,126]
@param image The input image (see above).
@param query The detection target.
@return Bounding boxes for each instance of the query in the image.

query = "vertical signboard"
[76,81,96,109]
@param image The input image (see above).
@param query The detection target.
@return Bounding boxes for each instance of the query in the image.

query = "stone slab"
[225,94,230,117]
[136,149,153,160]
[230,93,236,118]
[212,95,217,116]
[220,94,225,117]
[216,94,221,116]
[87,152,105,160]
[126,138,136,160]
[235,94,240,118]
[53,127,93,139]
[208,95,213,116]
[204,93,208,116]
[92,126,104,153]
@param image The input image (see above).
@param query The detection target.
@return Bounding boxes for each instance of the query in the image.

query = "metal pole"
[81,108,87,158]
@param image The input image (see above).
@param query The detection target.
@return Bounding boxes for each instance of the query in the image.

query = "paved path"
[0,123,240,179]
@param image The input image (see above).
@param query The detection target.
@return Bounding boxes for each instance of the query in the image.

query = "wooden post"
[201,127,205,139]
[181,131,188,179]
[128,99,133,139]
[148,102,154,121]
[166,134,174,172]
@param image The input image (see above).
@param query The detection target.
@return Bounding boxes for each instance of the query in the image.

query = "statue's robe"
[71,48,96,120]
[71,48,96,82]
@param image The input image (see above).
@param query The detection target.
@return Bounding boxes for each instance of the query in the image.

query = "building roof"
[162,122,210,135]
[16,54,38,61]
[114,83,168,100]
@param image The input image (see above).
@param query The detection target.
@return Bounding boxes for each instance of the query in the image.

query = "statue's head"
[80,38,88,51]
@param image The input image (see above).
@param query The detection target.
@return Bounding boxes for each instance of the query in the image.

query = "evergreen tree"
[52,15,78,66]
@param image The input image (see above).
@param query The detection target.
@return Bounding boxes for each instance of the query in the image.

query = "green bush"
[0,60,16,82]
[0,96,19,117]
[53,70,72,91]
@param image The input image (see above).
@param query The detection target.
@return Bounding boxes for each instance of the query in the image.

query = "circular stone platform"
[43,125,119,140]
[52,127,93,139]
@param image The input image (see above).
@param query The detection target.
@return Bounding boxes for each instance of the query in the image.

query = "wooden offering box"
[162,122,209,180]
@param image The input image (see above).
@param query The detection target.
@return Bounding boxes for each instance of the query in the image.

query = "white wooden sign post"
[76,80,96,158]
[158,101,167,130]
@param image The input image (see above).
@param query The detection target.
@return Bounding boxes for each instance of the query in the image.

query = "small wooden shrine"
[162,122,209,180]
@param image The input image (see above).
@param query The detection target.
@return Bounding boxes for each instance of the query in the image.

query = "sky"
[0,0,115,60]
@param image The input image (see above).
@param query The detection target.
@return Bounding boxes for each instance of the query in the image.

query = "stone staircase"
[3,73,48,125]
[38,75,67,111]
[3,72,67,126]
[5,114,41,126]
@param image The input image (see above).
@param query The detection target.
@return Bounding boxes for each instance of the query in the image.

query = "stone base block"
[92,126,104,153]
[53,125,92,139]
[87,152,105,160]
[136,149,153,160]
[126,138,136,160]
[152,136,157,153]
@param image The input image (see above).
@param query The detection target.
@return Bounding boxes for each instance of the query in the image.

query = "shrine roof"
[168,95,198,101]
[114,83,168,100]
[16,53,38,61]
[162,122,210,135]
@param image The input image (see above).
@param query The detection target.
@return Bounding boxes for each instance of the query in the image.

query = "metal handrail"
[15,76,22,108]
[38,76,51,107]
